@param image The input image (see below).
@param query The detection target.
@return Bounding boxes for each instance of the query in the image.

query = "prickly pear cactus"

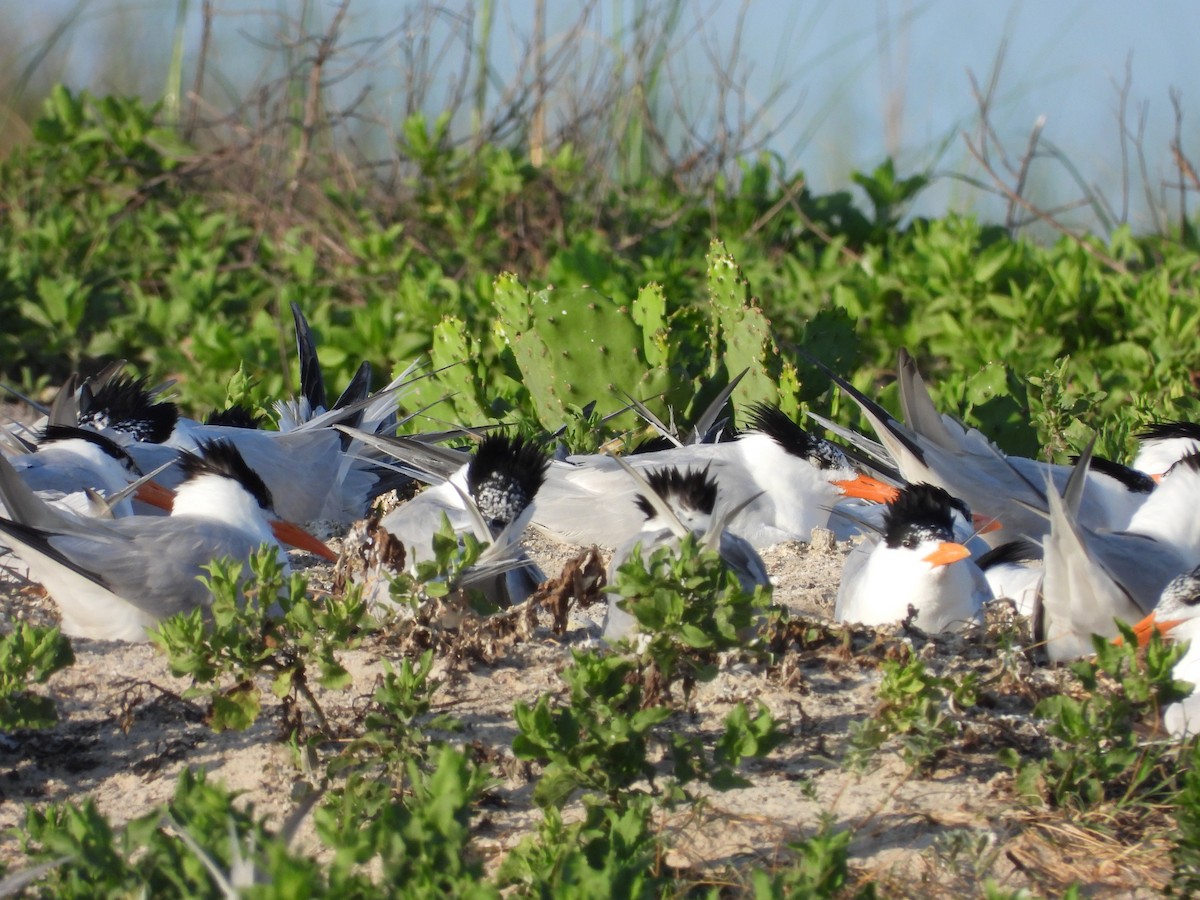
[705,239,800,417]
[508,286,670,429]
[404,315,496,423]
[491,272,531,341]
[632,282,668,368]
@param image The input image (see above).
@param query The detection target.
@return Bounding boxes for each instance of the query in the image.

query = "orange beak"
[133,480,177,511]
[1119,610,1187,647]
[922,541,971,567]
[834,474,901,504]
[270,519,338,562]
[1151,473,1164,484]
[972,512,1003,534]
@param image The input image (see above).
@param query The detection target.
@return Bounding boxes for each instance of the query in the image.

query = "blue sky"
[10,0,1199,229]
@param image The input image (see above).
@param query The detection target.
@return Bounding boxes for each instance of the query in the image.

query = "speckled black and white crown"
[883,483,959,550]
[634,465,718,521]
[744,402,849,470]
[78,374,178,444]
[467,434,549,531]
[39,424,142,474]
[1159,565,1200,613]
[179,439,274,512]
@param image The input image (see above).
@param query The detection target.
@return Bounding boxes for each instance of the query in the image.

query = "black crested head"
[883,483,958,550]
[1073,454,1156,494]
[179,440,274,512]
[39,425,141,474]
[744,402,848,470]
[79,374,178,443]
[467,434,549,531]
[1138,421,1200,444]
[204,405,263,429]
[634,465,718,521]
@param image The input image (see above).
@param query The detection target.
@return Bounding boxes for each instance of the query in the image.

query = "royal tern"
[347,433,549,610]
[1037,445,1195,661]
[811,351,1154,544]
[0,440,333,642]
[66,360,415,526]
[532,403,898,550]
[1130,565,1200,737]
[1133,422,1200,478]
[8,426,148,517]
[835,483,991,633]
[602,463,770,643]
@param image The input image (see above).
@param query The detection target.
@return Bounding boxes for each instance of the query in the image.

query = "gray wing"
[1041,485,1149,660]
[379,479,470,566]
[56,519,266,618]
[717,531,771,592]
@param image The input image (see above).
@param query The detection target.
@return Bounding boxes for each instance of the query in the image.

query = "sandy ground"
[0,509,1176,896]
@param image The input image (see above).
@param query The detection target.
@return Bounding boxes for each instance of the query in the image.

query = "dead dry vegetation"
[0,518,1182,897]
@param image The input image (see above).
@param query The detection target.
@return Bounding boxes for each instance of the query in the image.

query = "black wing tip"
[179,439,273,511]
[635,465,718,520]
[0,515,113,590]
[291,303,327,413]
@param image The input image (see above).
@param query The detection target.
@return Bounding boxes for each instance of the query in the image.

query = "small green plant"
[315,745,496,897]
[1001,623,1191,809]
[1026,356,1111,461]
[1170,738,1200,895]
[19,767,333,897]
[498,793,665,898]
[845,646,977,773]
[511,629,785,888]
[750,817,875,899]
[610,531,768,702]
[513,650,668,808]
[0,622,73,730]
[150,547,369,732]
[330,649,460,779]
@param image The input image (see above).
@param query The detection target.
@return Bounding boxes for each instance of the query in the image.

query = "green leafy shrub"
[845,646,977,773]
[150,548,368,732]
[1001,623,1190,809]
[0,622,73,729]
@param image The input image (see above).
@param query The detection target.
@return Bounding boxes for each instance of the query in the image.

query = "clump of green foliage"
[0,622,73,730]
[844,645,978,773]
[150,548,368,732]
[5,85,1197,462]
[505,536,786,892]
[1001,624,1191,810]
[608,532,768,701]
